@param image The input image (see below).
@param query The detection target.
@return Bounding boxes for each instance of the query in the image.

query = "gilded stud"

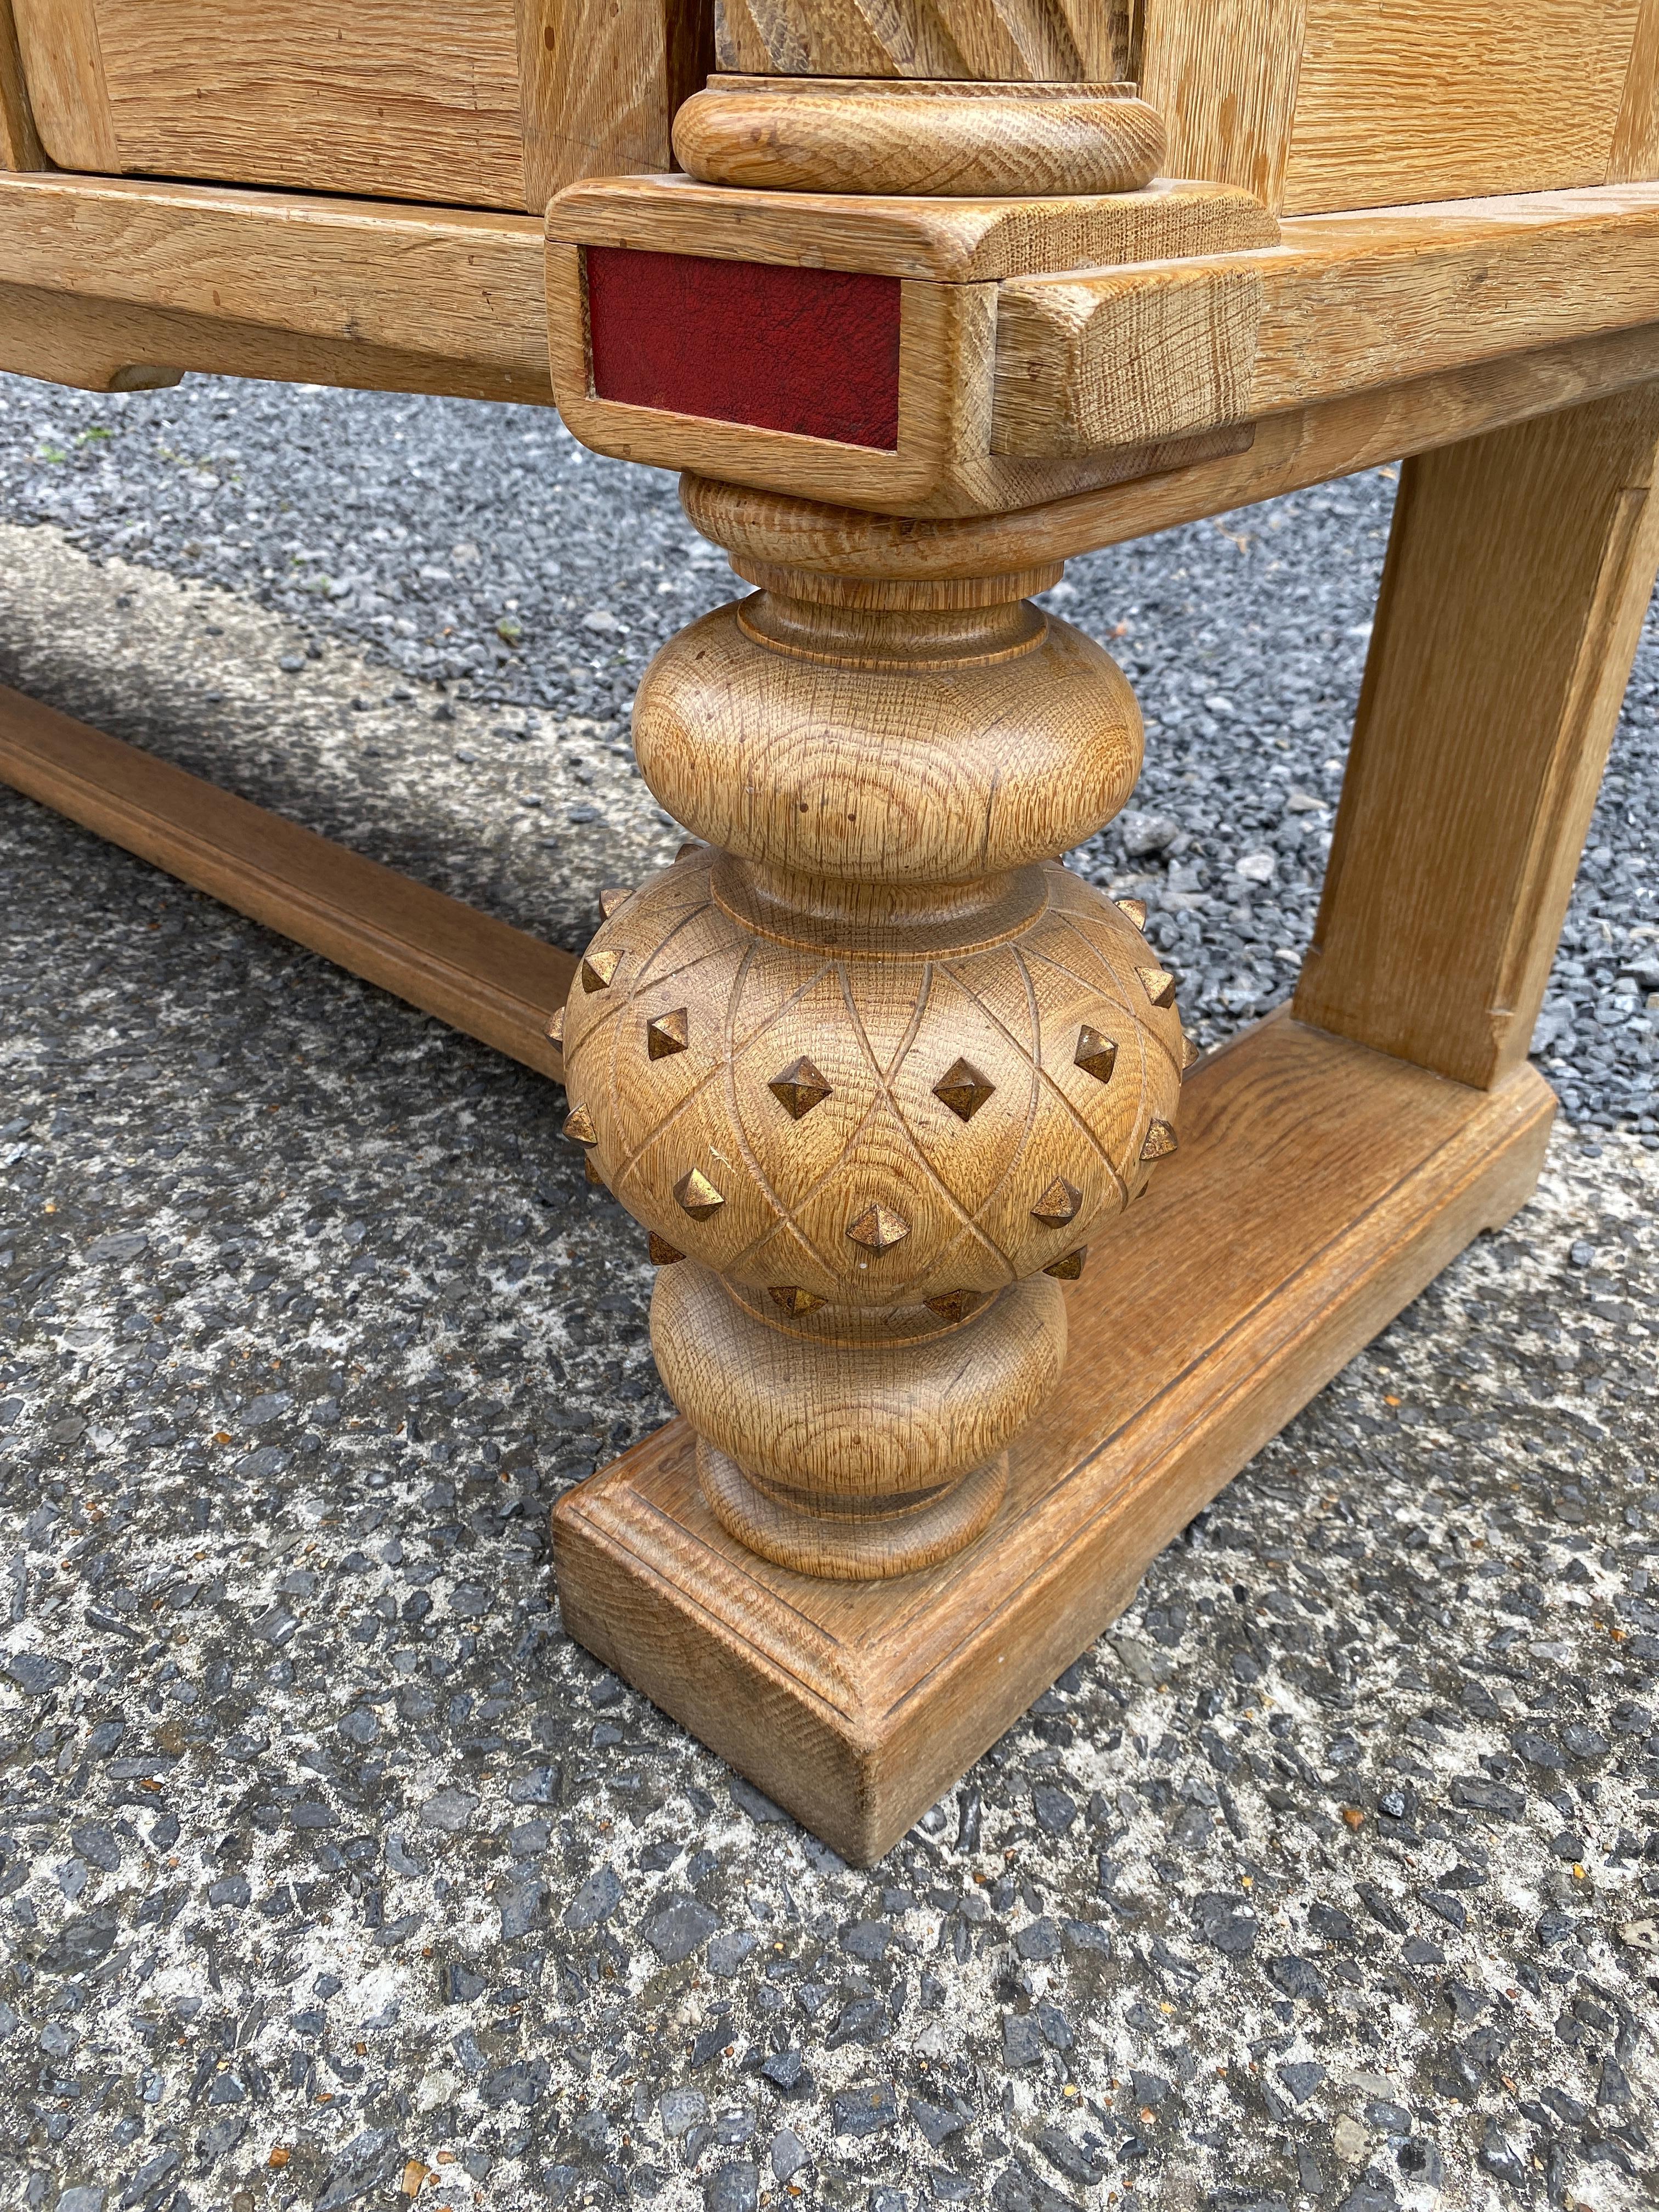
[932,1058,995,1122]
[1030,1176,1082,1229]
[1043,1248,1087,1280]
[924,1289,979,1324]
[1074,1025,1118,1084]
[768,1285,826,1317]
[584,1156,607,1188]
[647,1233,685,1265]
[1140,1119,1179,1161]
[1183,1033,1200,1070]
[563,1104,597,1145]
[646,1008,690,1059]
[582,947,624,993]
[1116,896,1149,931]
[1137,964,1178,1009]
[676,838,704,861]
[769,1055,833,1120]
[599,885,631,920]
[847,1203,910,1254]
[674,1166,725,1221]
[546,1003,566,1047]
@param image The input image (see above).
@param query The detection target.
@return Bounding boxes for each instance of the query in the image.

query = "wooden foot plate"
[552,1014,1554,1864]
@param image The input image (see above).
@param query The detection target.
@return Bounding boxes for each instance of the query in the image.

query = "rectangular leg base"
[551,1013,1554,1864]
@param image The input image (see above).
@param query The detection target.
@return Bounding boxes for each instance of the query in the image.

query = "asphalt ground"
[1,373,1657,2212]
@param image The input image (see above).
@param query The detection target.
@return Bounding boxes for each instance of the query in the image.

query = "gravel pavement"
[1,374,1657,2212]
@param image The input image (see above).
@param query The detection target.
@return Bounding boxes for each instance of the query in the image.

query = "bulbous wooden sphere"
[631,594,1143,885]
[560,847,1183,1308]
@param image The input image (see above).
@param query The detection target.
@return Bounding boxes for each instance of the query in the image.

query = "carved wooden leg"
[1296,383,1659,1083]
[559,501,1186,1581]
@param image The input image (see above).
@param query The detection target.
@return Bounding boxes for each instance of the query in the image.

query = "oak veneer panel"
[711,0,1128,81]
[1282,1,1643,216]
[0,684,573,1081]
[555,1015,1554,1860]
[1297,382,1659,1090]
[1143,0,1644,215]
[12,0,685,211]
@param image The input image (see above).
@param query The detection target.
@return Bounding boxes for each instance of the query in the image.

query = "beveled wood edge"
[0,681,573,1080]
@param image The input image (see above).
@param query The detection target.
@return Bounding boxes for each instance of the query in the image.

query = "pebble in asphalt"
[1,374,1656,2210]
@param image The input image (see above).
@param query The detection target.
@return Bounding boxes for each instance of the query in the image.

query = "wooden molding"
[995,183,1659,457]
[0,173,552,401]
[673,74,1164,198]
[0,684,573,1081]
[679,318,1659,578]
[555,1014,1555,1861]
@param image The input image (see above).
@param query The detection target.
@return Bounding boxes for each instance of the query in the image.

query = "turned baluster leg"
[560,499,1187,1580]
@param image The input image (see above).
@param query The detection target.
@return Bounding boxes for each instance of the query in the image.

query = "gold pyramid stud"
[1030,1176,1082,1229]
[584,1156,607,1188]
[1182,1033,1200,1070]
[582,947,624,994]
[847,1202,911,1253]
[1137,964,1178,1009]
[599,885,631,921]
[1140,1118,1179,1161]
[923,1289,979,1325]
[563,1104,597,1146]
[647,1233,685,1265]
[768,1285,826,1317]
[932,1058,996,1122]
[546,1003,566,1047]
[1043,1247,1087,1280]
[674,1166,725,1221]
[769,1055,833,1120]
[676,839,704,861]
[1116,896,1149,931]
[646,1007,690,1059]
[1074,1025,1118,1084]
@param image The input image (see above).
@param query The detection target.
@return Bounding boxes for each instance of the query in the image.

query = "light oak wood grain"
[546,173,1271,516]
[1284,0,1642,216]
[674,73,1163,197]
[1610,0,1659,183]
[12,0,112,170]
[995,184,1659,457]
[682,320,1659,577]
[0,278,556,402]
[712,0,1128,81]
[0,174,552,400]
[562,551,1184,1578]
[0,684,574,1077]
[10,0,690,211]
[1296,383,1659,1088]
[547,170,1281,285]
[1141,0,1306,212]
[0,0,45,170]
[555,1013,1556,1860]
[1142,0,1644,215]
